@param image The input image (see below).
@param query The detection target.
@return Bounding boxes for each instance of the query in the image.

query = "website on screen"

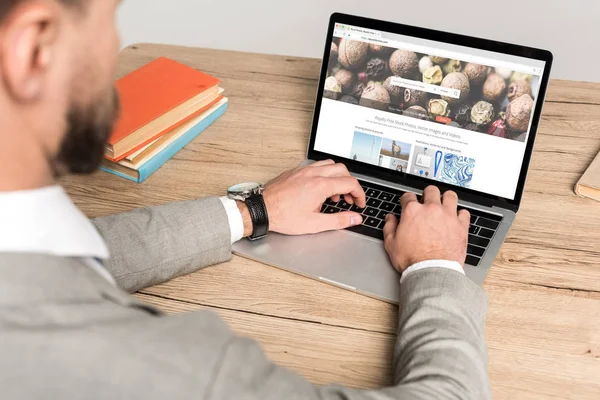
[314,23,546,200]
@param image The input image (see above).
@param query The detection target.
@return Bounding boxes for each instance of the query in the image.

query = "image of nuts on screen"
[324,38,541,142]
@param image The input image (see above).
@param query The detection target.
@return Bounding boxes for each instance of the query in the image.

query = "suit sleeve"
[91,197,232,293]
[205,268,491,400]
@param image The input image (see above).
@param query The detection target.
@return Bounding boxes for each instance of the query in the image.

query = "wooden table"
[61,44,600,399]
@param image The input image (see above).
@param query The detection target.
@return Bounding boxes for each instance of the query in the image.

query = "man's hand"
[238,160,366,236]
[383,185,470,273]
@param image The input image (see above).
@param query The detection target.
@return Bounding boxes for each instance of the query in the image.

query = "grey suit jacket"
[0,197,490,399]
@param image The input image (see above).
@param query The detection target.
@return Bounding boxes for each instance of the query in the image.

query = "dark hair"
[0,0,80,23]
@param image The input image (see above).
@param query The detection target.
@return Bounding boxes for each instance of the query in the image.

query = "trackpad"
[291,230,401,303]
[233,230,401,303]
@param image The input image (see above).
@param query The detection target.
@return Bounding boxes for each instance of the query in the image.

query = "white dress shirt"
[0,186,115,284]
[0,187,462,286]
[219,197,245,243]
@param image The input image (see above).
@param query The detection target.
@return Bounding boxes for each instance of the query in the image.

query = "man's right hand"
[237,160,367,237]
[383,185,470,273]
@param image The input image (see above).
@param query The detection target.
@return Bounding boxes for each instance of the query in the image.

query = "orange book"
[106,57,220,162]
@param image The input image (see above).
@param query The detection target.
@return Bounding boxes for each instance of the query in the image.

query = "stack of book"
[101,57,228,182]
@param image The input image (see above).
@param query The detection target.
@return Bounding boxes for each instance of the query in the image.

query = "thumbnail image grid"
[325,38,541,142]
[380,138,410,160]
[350,131,383,166]
[379,138,411,172]
[350,132,413,174]
[409,146,476,188]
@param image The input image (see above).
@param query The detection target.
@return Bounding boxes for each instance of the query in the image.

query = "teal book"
[101,100,227,183]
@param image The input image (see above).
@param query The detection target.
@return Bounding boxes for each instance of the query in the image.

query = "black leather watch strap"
[246,194,269,240]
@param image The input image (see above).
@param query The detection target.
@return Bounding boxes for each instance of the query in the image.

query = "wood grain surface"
[60,44,600,399]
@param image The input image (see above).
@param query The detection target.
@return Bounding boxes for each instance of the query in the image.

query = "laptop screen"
[313,22,547,201]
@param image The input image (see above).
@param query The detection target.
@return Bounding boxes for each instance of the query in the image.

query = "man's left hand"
[238,160,366,236]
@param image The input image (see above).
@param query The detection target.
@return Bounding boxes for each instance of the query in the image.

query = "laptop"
[233,13,553,303]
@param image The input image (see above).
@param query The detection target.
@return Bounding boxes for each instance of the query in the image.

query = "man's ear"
[0,2,59,102]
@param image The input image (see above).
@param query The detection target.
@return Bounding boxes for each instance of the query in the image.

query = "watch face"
[229,182,261,194]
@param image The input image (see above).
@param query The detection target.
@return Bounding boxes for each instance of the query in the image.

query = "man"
[0,1,490,399]
[392,140,401,158]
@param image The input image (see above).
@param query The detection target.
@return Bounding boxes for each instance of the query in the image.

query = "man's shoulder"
[0,300,233,399]
[0,253,233,399]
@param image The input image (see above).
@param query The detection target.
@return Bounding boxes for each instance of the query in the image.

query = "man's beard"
[53,88,120,176]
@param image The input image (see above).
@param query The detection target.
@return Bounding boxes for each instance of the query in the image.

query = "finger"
[331,195,341,203]
[308,163,351,178]
[383,213,398,244]
[343,194,354,205]
[442,190,459,213]
[458,209,471,228]
[311,211,362,232]
[400,192,418,210]
[307,159,335,168]
[422,186,441,204]
[325,176,366,208]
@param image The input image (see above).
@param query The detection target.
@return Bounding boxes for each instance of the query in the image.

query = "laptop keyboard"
[319,179,502,267]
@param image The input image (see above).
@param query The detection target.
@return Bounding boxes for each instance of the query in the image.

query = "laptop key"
[337,200,352,210]
[363,207,379,217]
[325,198,338,206]
[380,202,395,212]
[393,205,402,214]
[365,189,381,198]
[320,204,327,213]
[364,217,381,228]
[469,225,481,235]
[479,227,494,239]
[391,194,403,204]
[377,210,391,220]
[366,198,382,208]
[477,217,499,230]
[323,206,340,214]
[467,244,485,257]
[470,215,478,224]
[465,255,481,267]
[350,204,365,213]
[469,235,490,248]
[379,192,394,202]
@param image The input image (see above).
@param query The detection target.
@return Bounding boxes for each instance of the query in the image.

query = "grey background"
[116,0,597,82]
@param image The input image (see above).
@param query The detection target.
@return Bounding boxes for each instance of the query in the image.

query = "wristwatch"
[227,182,269,241]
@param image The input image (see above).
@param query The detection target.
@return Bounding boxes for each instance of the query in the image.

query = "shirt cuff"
[400,260,465,284]
[219,197,244,244]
